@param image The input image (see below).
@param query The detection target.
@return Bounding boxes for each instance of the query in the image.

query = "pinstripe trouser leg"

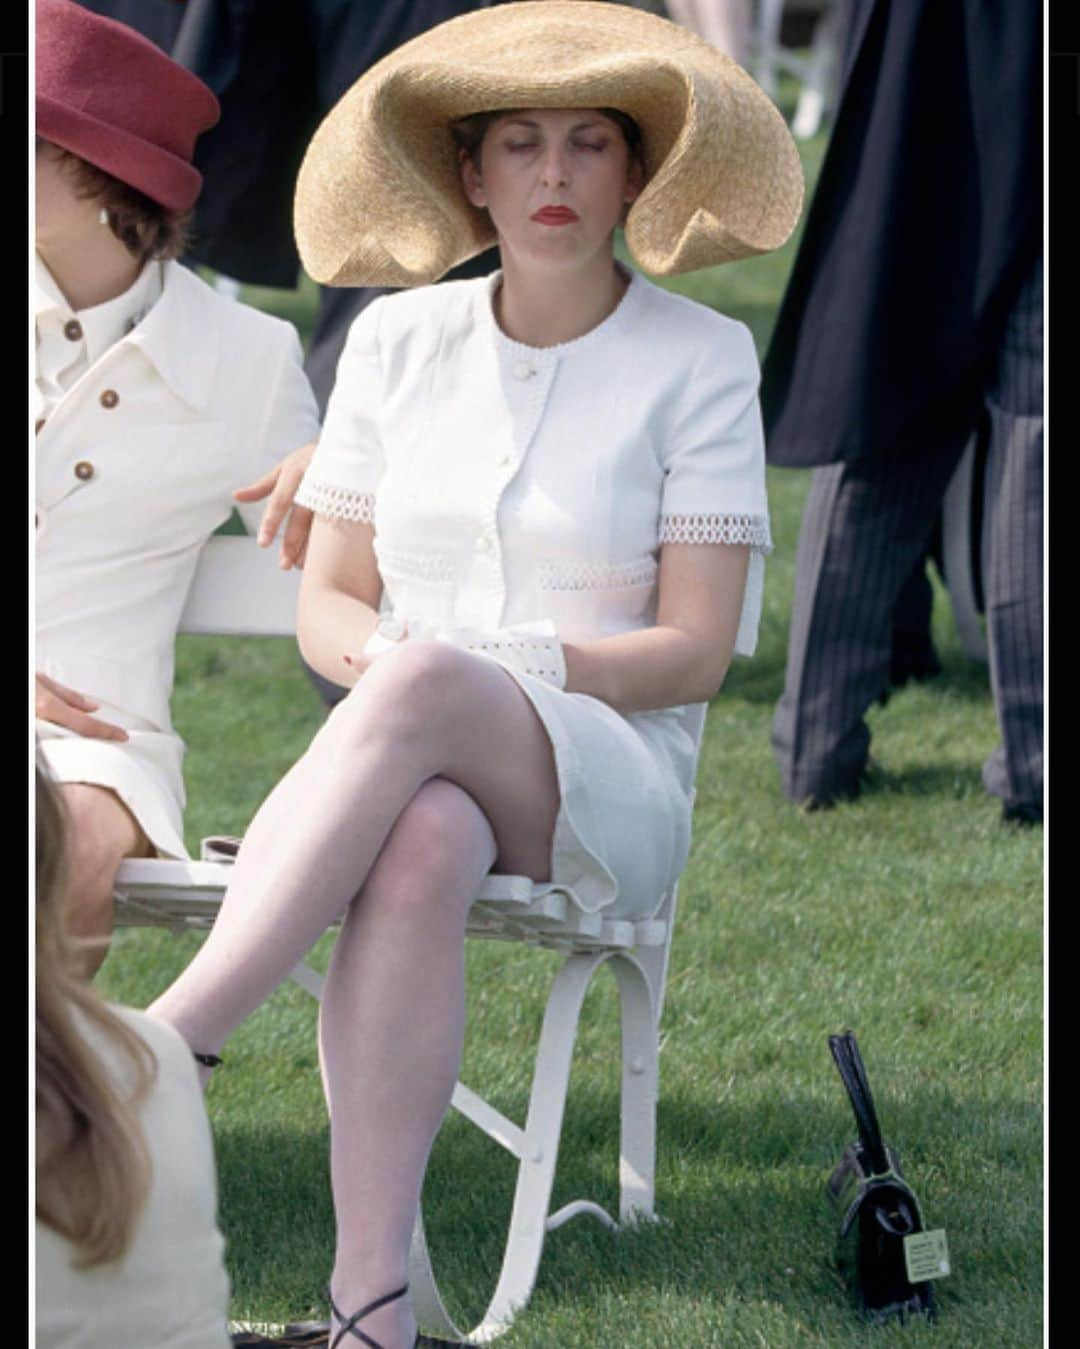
[771,443,966,805]
[772,255,1044,812]
[980,256,1044,816]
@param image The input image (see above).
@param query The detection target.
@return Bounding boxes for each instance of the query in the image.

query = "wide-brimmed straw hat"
[35,0,219,210]
[294,0,804,287]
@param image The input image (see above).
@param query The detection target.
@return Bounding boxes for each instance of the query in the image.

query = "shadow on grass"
[214,1122,334,1318]
[419,1089,1039,1331]
[858,760,989,802]
[213,1086,1040,1333]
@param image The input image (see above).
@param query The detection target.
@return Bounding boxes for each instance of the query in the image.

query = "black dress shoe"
[1002,801,1042,826]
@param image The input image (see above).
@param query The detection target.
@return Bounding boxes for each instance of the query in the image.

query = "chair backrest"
[180,534,301,637]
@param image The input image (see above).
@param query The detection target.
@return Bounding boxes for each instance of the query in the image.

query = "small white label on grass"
[904,1229,951,1282]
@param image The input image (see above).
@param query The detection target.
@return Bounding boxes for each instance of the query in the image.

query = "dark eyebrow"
[498,117,609,134]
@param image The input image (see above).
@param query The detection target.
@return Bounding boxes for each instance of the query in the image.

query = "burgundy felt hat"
[35,0,220,210]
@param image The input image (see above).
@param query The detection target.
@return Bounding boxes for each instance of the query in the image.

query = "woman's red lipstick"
[531,206,580,225]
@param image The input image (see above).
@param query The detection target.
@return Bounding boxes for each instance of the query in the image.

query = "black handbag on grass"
[827,1031,949,1324]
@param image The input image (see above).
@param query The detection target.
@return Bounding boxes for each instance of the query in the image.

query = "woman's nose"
[539,145,570,188]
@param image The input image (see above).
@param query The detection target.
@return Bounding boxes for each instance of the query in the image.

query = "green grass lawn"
[100,112,1043,1347]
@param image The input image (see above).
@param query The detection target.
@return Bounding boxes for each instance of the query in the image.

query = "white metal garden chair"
[113,533,681,1344]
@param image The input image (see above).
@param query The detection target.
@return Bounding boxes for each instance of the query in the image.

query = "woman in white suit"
[34,0,321,976]
[149,5,804,1345]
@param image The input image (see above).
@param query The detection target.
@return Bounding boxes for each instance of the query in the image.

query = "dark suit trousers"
[772,257,1043,813]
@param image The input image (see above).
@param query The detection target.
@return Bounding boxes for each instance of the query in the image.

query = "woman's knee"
[62,786,140,870]
[59,785,142,923]
[331,641,484,744]
[367,778,497,919]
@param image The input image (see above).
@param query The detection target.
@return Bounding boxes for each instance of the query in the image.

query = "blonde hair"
[35,759,158,1267]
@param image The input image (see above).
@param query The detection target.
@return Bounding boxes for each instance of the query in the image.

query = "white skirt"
[502,670,693,920]
[36,714,188,860]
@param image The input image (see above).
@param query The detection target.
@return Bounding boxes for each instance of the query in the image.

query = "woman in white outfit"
[149,5,803,1346]
[34,0,321,975]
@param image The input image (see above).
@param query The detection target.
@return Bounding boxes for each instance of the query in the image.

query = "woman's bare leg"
[318,777,496,1349]
[148,643,560,1347]
[149,642,558,1052]
[61,784,152,979]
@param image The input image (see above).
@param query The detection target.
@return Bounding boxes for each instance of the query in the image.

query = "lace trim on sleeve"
[538,556,658,592]
[659,512,773,553]
[295,479,376,524]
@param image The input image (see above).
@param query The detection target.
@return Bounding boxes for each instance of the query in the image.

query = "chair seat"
[114,856,668,954]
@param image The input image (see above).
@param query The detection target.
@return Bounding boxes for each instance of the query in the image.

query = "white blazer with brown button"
[34,258,320,851]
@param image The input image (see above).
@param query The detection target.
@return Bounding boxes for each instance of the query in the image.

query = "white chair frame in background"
[942,439,990,663]
[753,0,840,140]
[113,534,680,1344]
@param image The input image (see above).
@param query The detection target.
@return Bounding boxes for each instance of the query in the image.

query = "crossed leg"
[149,641,561,1349]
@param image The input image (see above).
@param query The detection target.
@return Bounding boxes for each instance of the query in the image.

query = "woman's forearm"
[297,585,382,689]
[563,625,734,715]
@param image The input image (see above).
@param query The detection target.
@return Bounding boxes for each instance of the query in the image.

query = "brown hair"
[450,106,644,169]
[40,140,193,263]
[35,758,157,1267]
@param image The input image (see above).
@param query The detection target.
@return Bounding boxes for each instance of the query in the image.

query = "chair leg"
[610,954,660,1224]
[410,948,661,1342]
[286,945,663,1341]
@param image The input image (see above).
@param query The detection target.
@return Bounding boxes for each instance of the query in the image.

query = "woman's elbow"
[295,587,332,675]
[688,644,735,705]
[296,619,318,672]
[295,620,325,682]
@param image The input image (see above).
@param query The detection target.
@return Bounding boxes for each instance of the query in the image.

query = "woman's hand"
[342,616,412,679]
[35,672,128,741]
[233,440,316,570]
[342,650,377,679]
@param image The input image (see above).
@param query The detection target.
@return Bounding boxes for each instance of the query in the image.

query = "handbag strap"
[829,1031,890,1175]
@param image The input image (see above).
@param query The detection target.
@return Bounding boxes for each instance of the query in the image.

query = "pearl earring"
[99,208,109,225]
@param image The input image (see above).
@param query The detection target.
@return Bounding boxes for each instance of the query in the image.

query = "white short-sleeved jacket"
[35,258,321,856]
[297,269,771,916]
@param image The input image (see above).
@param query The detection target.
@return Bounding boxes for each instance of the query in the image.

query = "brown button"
[99,389,119,409]
[35,418,46,434]
[63,319,83,342]
[74,460,94,481]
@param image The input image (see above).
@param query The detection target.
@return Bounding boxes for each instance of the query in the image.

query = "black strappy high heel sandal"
[229,1284,477,1347]
[327,1285,408,1349]
[324,1284,476,1349]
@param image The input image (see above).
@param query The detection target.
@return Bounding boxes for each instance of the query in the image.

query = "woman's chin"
[500,231,616,275]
